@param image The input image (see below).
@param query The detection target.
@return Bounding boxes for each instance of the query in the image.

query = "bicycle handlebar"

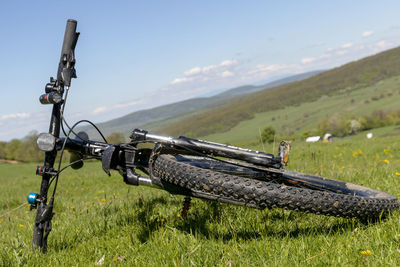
[57,19,79,87]
[60,19,78,60]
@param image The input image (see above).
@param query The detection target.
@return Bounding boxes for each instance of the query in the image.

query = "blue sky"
[1,1,400,141]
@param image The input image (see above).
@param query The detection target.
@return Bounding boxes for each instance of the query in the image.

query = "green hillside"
[203,75,400,145]
[159,46,400,138]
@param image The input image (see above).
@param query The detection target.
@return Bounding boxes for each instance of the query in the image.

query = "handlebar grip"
[60,19,78,60]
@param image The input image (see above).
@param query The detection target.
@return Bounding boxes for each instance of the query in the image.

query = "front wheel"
[152,154,399,220]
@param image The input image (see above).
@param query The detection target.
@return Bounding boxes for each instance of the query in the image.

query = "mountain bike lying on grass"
[29,19,399,253]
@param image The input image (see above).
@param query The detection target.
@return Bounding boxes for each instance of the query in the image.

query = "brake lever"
[102,145,116,176]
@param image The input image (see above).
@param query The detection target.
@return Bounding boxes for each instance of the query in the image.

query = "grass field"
[1,128,400,266]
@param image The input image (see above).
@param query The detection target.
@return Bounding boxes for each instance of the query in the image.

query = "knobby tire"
[152,154,399,220]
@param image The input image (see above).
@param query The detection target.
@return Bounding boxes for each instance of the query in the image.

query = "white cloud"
[336,49,348,55]
[375,40,391,48]
[92,106,107,115]
[177,60,239,82]
[301,57,316,64]
[171,77,193,85]
[220,71,234,78]
[249,64,288,74]
[0,112,30,121]
[319,53,331,59]
[184,67,202,76]
[166,59,240,92]
[246,64,301,82]
[202,65,218,73]
[114,100,144,109]
[220,60,238,67]
[92,99,144,115]
[362,31,374,37]
[341,43,353,48]
[0,112,50,141]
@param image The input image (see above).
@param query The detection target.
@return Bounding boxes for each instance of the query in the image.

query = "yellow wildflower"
[25,210,29,214]
[161,218,165,223]
[19,224,24,228]
[384,159,389,164]
[397,193,400,196]
[70,206,75,211]
[112,257,117,262]
[75,229,79,233]
[98,190,105,194]
[360,250,372,256]
[177,213,181,218]
[100,198,106,203]
[395,172,400,176]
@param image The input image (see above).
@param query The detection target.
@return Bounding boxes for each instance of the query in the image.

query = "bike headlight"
[37,133,56,151]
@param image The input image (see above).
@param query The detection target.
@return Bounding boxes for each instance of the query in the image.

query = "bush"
[260,126,276,144]
[312,109,400,138]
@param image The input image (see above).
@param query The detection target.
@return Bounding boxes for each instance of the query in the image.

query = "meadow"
[203,76,400,146]
[1,128,400,266]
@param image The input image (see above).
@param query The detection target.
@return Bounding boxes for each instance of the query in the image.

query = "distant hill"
[159,46,400,138]
[215,70,323,98]
[203,74,400,145]
[80,70,322,138]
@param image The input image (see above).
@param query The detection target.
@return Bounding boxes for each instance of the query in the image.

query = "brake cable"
[50,84,110,198]
[60,87,108,144]
[51,118,107,198]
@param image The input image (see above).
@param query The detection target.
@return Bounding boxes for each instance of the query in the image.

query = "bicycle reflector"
[39,92,62,104]
[37,133,56,151]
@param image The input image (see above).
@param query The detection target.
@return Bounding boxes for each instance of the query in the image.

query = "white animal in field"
[306,136,321,143]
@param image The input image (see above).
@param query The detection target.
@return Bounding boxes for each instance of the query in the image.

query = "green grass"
[203,75,400,145]
[1,131,400,266]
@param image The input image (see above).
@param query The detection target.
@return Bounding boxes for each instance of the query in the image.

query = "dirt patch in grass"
[0,159,19,164]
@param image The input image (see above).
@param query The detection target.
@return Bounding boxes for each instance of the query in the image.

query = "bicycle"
[28,19,399,253]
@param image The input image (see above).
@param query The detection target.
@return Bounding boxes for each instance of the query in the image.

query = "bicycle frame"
[58,128,283,185]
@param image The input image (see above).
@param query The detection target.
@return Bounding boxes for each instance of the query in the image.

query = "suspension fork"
[32,103,61,252]
[130,129,282,168]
